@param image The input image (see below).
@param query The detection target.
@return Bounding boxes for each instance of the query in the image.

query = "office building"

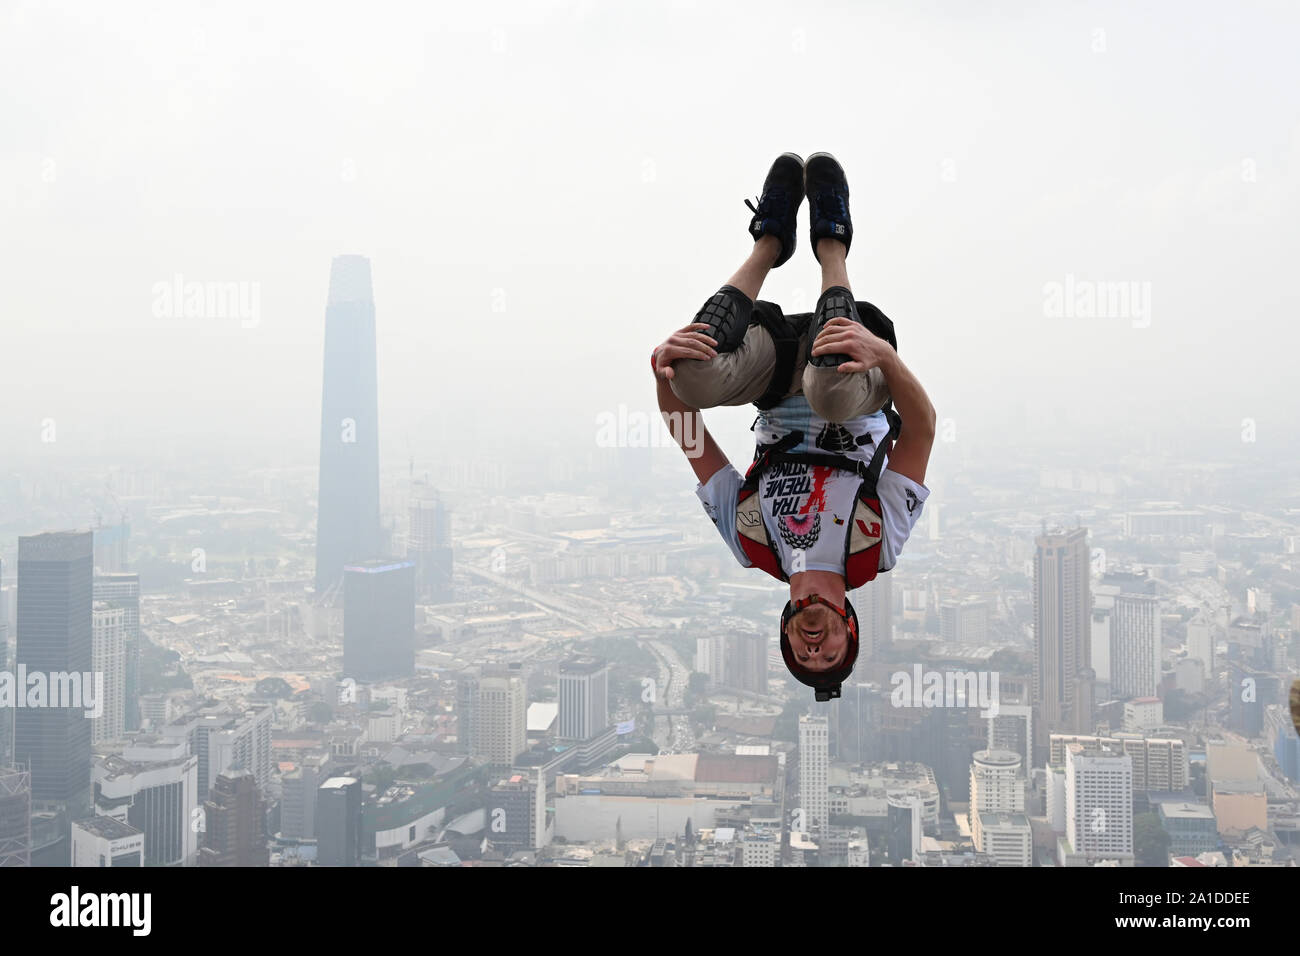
[940,599,989,645]
[407,487,453,603]
[70,816,144,867]
[14,531,94,814]
[487,769,550,852]
[1107,572,1161,700]
[281,751,332,839]
[558,656,609,742]
[342,559,415,681]
[93,742,200,866]
[1063,742,1134,865]
[317,776,363,867]
[199,770,269,867]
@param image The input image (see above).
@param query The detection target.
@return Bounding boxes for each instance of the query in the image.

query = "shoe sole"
[806,152,850,262]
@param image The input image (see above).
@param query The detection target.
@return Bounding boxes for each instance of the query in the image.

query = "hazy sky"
[3,0,1298,470]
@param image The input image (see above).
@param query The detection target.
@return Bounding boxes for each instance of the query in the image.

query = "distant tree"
[1134,812,1172,866]
[988,649,1032,676]
[367,764,398,791]
[305,701,333,725]
[1190,762,1207,798]
[255,677,293,699]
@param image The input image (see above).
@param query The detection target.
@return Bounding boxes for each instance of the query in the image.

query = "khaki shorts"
[670,301,890,422]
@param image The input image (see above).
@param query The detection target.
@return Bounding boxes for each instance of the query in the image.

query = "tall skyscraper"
[474,673,527,770]
[315,254,382,596]
[317,776,363,867]
[199,770,269,867]
[94,573,141,732]
[342,559,415,681]
[1106,572,1161,700]
[1063,742,1134,865]
[856,575,892,662]
[407,487,453,603]
[798,714,829,834]
[91,601,127,743]
[15,531,94,814]
[558,656,609,742]
[1033,528,1094,760]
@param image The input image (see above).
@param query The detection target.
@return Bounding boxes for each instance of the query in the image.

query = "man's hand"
[652,323,718,380]
[809,317,895,375]
[811,317,936,486]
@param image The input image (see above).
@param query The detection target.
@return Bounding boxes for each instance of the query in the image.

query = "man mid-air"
[652,152,937,701]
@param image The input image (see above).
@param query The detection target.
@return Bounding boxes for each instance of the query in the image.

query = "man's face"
[784,602,849,672]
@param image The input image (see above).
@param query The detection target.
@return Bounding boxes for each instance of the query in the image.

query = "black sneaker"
[746,152,804,267]
[805,152,852,262]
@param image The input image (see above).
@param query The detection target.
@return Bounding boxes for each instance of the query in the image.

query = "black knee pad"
[807,285,861,368]
[693,284,753,354]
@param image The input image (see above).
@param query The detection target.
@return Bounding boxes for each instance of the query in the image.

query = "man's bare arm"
[874,351,936,486]
[652,323,731,485]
